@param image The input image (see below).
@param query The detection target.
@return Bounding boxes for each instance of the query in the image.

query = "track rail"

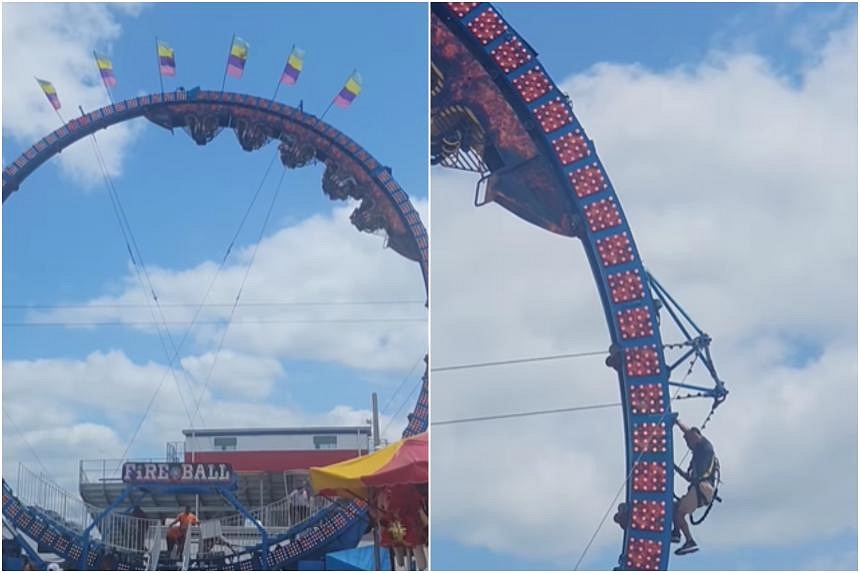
[433,3,674,569]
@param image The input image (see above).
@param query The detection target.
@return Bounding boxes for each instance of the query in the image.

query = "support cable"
[379,354,427,419]
[433,402,621,426]
[379,376,424,439]
[2,407,54,482]
[431,394,703,428]
[117,149,281,461]
[3,299,425,310]
[187,166,287,430]
[4,318,425,327]
[431,350,607,372]
[86,131,195,424]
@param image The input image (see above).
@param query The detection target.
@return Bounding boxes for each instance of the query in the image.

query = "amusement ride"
[2,28,428,572]
[430,3,728,570]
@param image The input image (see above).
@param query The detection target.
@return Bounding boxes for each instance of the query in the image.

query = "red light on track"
[632,421,668,453]
[491,38,532,73]
[596,232,634,267]
[607,270,645,303]
[534,97,573,133]
[617,306,654,341]
[632,461,668,493]
[466,8,508,45]
[625,345,661,377]
[584,198,623,232]
[552,130,590,165]
[627,537,663,570]
[448,2,479,18]
[513,67,552,103]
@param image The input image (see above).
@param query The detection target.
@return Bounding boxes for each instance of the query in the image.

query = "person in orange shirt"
[166,526,183,559]
[167,506,198,560]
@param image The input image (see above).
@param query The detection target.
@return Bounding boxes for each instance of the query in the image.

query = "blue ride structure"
[432,3,726,569]
[2,88,428,570]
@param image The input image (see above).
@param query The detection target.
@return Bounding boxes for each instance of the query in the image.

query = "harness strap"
[690,463,721,526]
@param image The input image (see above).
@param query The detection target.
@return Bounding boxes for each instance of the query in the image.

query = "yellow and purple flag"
[280,46,304,86]
[226,36,249,78]
[158,41,176,76]
[333,72,362,108]
[36,78,61,111]
[94,52,117,88]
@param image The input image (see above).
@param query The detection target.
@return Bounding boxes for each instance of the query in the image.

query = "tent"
[309,433,427,499]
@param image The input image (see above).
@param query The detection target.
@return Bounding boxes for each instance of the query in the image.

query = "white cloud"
[27,201,428,372]
[4,197,427,493]
[2,3,144,185]
[180,350,284,401]
[431,17,856,566]
[2,348,405,493]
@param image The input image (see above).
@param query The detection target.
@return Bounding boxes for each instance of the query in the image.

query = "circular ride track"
[433,3,726,570]
[2,87,428,570]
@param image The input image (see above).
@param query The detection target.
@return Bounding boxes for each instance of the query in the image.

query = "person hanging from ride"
[612,502,630,531]
[672,416,719,556]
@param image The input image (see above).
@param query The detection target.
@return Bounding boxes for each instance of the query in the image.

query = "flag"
[158,41,176,76]
[226,36,249,78]
[333,72,362,108]
[280,46,304,86]
[36,78,61,111]
[94,53,117,88]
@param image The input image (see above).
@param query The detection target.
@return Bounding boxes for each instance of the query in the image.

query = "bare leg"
[674,505,694,545]
[414,545,428,570]
[394,547,406,570]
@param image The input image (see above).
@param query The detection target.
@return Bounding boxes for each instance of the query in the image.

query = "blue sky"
[430,2,856,571]
[2,3,427,491]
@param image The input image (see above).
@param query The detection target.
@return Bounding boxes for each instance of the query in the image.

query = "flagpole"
[272,44,292,102]
[319,98,335,121]
[155,36,165,96]
[93,51,114,105]
[272,44,296,101]
[221,33,235,93]
[320,68,355,121]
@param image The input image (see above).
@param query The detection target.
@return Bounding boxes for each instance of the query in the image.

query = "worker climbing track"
[431,3,727,569]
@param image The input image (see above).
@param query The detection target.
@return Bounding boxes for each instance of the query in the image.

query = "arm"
[674,463,691,482]
[675,417,690,434]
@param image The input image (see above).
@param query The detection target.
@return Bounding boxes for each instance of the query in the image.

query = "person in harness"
[672,416,719,556]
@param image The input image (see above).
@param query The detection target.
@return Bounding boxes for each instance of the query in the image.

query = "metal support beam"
[79,486,132,570]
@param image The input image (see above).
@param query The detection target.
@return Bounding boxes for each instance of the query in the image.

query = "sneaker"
[671,531,681,544]
[675,540,699,556]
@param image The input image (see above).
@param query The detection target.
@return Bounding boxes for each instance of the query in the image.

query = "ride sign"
[122,462,234,485]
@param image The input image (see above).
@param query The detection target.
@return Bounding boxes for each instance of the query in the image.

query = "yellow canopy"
[309,439,403,499]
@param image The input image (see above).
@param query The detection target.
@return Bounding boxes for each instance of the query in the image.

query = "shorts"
[678,482,715,514]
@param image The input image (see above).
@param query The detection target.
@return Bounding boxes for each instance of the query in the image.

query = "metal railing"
[166,441,185,463]
[16,463,93,534]
[10,462,334,562]
[79,458,163,484]
[181,526,193,571]
[99,510,162,553]
[144,525,166,570]
[14,463,161,553]
[216,494,330,530]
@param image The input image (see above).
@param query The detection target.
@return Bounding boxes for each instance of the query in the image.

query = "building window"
[313,436,337,450]
[213,437,237,451]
